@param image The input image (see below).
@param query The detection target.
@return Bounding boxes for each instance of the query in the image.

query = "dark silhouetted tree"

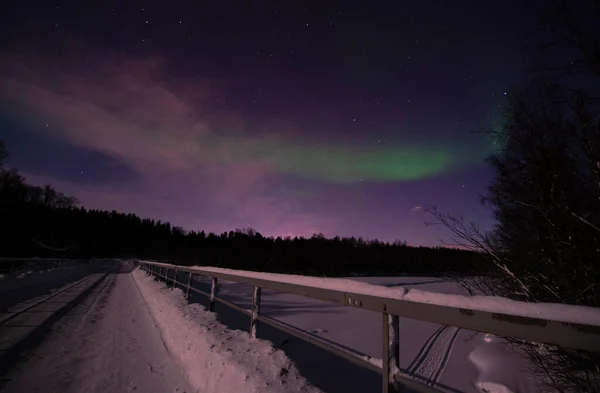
[427,2,600,390]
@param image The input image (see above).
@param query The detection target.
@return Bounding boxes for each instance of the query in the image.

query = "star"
[0,0,545,248]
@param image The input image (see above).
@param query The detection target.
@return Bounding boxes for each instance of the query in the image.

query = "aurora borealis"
[0,1,540,245]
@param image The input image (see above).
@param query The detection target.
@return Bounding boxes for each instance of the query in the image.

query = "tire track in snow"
[430,327,460,386]
[407,325,446,373]
[54,274,116,336]
[407,325,461,387]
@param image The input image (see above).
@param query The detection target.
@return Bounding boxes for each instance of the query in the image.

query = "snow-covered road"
[0,263,193,393]
[0,261,545,393]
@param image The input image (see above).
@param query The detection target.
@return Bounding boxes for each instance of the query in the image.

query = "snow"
[5,261,584,393]
[189,265,600,326]
[0,262,103,313]
[1,262,193,393]
[132,267,323,393]
[189,265,409,299]
[0,272,106,357]
[403,289,600,326]
[176,272,540,393]
[468,340,530,393]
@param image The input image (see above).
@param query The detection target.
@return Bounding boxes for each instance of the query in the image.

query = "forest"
[1,1,599,389]
[0,141,482,277]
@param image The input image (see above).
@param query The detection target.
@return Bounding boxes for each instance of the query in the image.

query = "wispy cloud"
[0,51,490,238]
[0,53,341,235]
[1,52,482,184]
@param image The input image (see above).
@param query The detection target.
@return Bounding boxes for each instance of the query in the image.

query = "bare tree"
[426,2,600,391]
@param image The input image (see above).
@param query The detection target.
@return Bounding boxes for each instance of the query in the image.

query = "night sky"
[0,1,545,245]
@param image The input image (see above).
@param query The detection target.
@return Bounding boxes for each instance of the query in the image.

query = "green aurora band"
[201,133,497,184]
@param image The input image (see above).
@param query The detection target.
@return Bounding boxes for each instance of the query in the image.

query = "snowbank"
[189,266,600,326]
[403,289,600,325]
[132,268,322,393]
[190,265,408,299]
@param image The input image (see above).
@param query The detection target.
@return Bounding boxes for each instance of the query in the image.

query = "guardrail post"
[209,277,218,312]
[172,269,178,290]
[382,313,400,393]
[250,286,262,339]
[186,272,194,300]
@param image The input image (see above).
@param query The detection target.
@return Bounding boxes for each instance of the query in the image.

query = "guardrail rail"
[0,258,97,276]
[137,260,600,393]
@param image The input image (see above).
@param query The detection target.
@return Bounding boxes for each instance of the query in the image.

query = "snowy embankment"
[132,268,322,393]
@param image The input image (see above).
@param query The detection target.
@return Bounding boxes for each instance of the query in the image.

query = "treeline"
[0,141,482,277]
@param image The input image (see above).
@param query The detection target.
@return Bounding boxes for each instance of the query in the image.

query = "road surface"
[0,262,193,393]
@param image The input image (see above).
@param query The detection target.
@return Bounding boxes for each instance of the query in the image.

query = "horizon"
[0,1,552,247]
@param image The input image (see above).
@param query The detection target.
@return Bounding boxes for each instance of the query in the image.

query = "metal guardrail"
[137,260,600,393]
[0,258,96,275]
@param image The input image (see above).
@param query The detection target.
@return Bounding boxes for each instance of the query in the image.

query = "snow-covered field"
[174,272,540,393]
